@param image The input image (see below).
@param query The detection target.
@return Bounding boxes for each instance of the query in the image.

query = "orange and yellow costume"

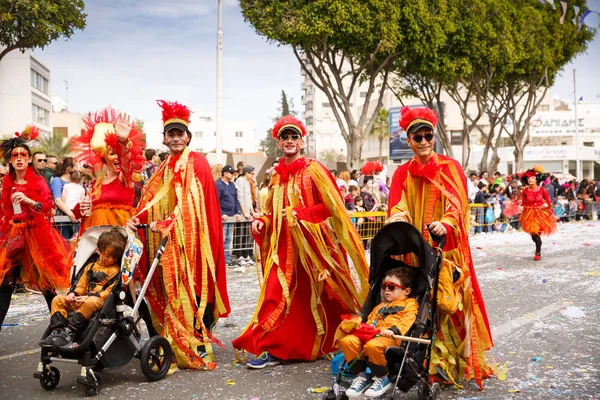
[233,156,369,361]
[388,152,494,389]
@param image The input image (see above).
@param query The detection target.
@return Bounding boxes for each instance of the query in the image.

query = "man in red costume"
[126,100,230,370]
[387,106,494,389]
[233,116,369,369]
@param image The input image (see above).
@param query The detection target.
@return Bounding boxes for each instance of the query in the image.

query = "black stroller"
[325,221,446,400]
[34,226,172,396]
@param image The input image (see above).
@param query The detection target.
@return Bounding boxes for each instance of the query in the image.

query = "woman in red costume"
[71,106,145,236]
[519,166,556,261]
[387,107,494,389]
[0,126,70,329]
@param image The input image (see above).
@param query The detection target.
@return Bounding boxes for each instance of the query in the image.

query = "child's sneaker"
[346,373,372,398]
[39,329,62,347]
[246,351,280,369]
[364,375,392,397]
[53,327,77,347]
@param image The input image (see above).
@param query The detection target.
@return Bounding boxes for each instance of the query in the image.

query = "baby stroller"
[34,225,172,396]
[325,221,446,400]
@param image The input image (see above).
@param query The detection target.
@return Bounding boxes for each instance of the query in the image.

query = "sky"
[37,0,600,150]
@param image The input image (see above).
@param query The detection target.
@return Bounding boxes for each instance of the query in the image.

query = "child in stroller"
[338,267,419,398]
[40,228,125,348]
[34,225,172,396]
[325,221,447,400]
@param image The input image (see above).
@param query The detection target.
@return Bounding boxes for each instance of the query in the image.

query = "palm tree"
[369,108,389,162]
[35,130,73,159]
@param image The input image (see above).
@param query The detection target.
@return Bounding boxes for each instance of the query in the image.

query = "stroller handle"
[426,224,446,249]
[135,223,150,229]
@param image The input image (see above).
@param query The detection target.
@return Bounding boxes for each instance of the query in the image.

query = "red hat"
[361,161,383,176]
[272,115,307,139]
[156,100,191,133]
[399,106,438,134]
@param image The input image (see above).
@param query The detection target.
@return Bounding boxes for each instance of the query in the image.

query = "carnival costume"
[232,116,369,362]
[388,107,494,389]
[71,106,145,235]
[0,126,70,326]
[134,100,230,369]
[519,166,556,260]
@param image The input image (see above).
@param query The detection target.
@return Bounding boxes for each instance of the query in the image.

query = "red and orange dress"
[0,167,70,291]
[519,186,556,236]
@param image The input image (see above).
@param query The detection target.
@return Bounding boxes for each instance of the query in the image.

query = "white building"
[52,99,86,139]
[145,112,258,159]
[0,48,52,135]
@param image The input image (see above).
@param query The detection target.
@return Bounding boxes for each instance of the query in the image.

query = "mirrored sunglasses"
[381,282,406,291]
[412,133,434,143]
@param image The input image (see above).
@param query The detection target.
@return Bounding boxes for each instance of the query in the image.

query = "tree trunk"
[0,45,19,63]
[513,145,524,173]
[461,133,470,170]
[346,135,362,170]
[378,137,383,162]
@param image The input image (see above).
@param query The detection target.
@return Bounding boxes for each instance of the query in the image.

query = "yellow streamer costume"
[233,157,369,361]
[135,147,230,369]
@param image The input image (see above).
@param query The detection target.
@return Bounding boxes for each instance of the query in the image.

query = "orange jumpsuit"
[51,261,119,320]
[340,298,418,376]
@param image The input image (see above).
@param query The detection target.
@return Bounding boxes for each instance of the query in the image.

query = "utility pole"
[215,0,223,164]
[573,69,580,180]
[64,80,69,110]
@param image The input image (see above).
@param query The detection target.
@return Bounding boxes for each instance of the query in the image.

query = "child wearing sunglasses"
[339,267,418,398]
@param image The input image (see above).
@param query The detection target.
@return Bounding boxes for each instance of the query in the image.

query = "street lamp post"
[216,0,224,164]
[573,69,580,180]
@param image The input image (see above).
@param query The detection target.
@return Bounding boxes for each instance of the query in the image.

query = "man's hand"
[380,329,394,338]
[428,221,447,236]
[235,214,242,222]
[125,216,140,232]
[66,292,76,302]
[251,219,264,235]
[541,203,548,209]
[222,214,228,221]
[149,221,160,233]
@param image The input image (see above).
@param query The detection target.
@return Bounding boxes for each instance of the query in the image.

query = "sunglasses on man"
[278,133,301,141]
[381,282,407,291]
[36,158,47,163]
[411,133,434,143]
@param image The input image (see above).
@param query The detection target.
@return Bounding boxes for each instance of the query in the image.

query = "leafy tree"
[240,0,416,169]
[0,0,87,63]
[369,108,388,162]
[318,148,346,163]
[259,90,296,158]
[134,118,146,145]
[36,130,72,159]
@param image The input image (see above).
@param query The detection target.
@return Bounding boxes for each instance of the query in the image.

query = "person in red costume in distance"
[232,115,369,369]
[0,126,70,330]
[126,100,230,371]
[519,166,556,261]
[387,106,494,389]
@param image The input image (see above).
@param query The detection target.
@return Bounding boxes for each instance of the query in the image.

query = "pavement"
[1,221,599,399]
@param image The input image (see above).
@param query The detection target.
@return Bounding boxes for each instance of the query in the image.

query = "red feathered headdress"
[156,100,191,133]
[272,115,307,139]
[399,106,438,134]
[361,161,383,176]
[519,165,547,186]
[72,106,145,184]
[1,125,41,162]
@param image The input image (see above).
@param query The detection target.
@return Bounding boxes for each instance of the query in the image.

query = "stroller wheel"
[418,382,441,400]
[39,366,60,390]
[140,335,172,381]
[82,371,102,396]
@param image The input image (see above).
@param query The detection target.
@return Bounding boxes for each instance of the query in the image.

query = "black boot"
[53,325,77,347]
[0,275,15,330]
[42,290,56,312]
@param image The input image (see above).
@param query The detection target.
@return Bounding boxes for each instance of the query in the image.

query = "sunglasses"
[279,134,301,141]
[381,282,406,291]
[10,150,29,159]
[411,133,434,143]
[36,158,47,162]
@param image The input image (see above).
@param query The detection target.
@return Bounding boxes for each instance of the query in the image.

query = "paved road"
[1,221,599,399]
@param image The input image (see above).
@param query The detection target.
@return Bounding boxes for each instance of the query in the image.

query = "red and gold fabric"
[519,187,556,236]
[0,167,70,290]
[134,147,230,370]
[232,157,369,362]
[388,153,494,389]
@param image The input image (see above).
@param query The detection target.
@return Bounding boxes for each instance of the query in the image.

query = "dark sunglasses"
[381,282,406,291]
[412,133,434,143]
[36,158,47,162]
[279,133,301,141]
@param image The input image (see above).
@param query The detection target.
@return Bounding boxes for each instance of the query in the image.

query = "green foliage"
[369,108,388,161]
[0,0,87,61]
[35,130,73,159]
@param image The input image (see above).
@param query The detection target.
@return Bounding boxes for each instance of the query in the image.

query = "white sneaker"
[346,374,372,398]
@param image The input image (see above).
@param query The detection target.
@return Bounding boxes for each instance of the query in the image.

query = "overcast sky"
[38,0,600,149]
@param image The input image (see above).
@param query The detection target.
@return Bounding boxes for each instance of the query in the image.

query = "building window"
[235,131,243,137]
[539,105,550,111]
[306,116,313,126]
[195,131,203,138]
[32,104,50,125]
[30,70,49,94]
[53,127,68,138]
[306,101,313,111]
[235,148,243,153]
[583,141,594,147]
[450,131,462,145]
[322,102,330,108]
[360,92,367,98]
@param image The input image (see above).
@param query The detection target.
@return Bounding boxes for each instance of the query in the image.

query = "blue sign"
[389,107,413,160]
